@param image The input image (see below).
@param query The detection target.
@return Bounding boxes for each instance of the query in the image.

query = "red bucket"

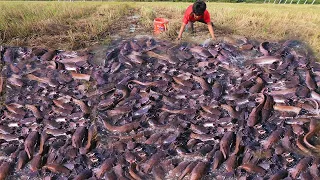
[154,18,169,35]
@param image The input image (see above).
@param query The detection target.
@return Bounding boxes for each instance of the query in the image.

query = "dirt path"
[104,7,235,45]
[86,6,247,66]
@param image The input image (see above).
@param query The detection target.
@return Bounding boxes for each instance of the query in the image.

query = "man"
[177,1,215,41]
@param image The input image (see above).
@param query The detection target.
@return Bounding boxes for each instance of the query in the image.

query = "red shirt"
[183,5,211,24]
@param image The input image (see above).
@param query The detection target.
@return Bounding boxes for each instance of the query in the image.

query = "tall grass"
[0,1,132,49]
[1,0,318,3]
[0,1,319,59]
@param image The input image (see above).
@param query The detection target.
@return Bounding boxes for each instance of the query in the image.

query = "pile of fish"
[0,36,320,180]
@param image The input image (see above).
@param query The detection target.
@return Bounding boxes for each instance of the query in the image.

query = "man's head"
[192,1,207,16]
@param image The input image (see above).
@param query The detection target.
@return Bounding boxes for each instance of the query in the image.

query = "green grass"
[0,1,319,59]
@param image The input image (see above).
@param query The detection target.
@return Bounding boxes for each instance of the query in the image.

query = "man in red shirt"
[177,1,215,41]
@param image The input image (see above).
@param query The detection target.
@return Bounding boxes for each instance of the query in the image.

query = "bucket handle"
[164,23,168,31]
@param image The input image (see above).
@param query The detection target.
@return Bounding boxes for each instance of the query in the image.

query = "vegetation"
[0,2,133,49]
[1,0,319,3]
[0,1,319,59]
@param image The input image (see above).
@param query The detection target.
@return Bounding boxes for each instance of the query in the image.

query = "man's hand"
[178,23,186,42]
[207,22,215,43]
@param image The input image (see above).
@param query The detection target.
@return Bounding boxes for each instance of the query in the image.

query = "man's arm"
[177,23,186,40]
[207,22,215,40]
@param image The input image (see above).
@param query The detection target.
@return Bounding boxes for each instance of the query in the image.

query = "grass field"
[0,1,319,59]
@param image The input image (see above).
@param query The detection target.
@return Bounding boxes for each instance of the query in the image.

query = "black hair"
[192,1,207,16]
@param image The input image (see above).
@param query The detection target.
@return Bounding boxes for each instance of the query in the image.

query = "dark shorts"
[192,19,208,24]
[185,20,214,32]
